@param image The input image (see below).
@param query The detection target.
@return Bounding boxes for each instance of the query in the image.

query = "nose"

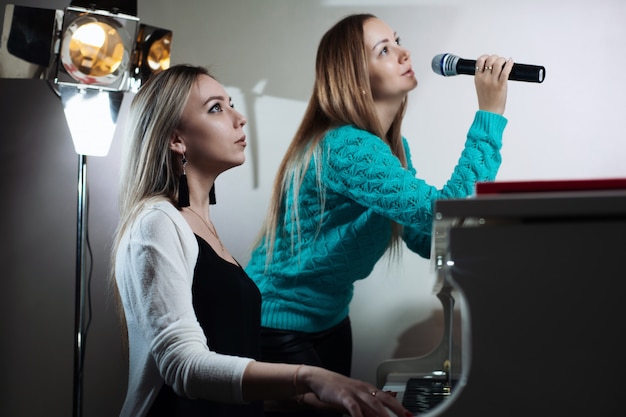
[399,46,410,61]
[231,107,247,127]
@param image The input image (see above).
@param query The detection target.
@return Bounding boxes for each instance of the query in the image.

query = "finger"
[483,55,500,74]
[489,56,505,74]
[499,57,514,80]
[365,389,410,417]
[343,389,383,417]
[475,54,489,74]
[487,56,512,78]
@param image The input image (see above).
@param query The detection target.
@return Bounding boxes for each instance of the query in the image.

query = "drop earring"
[178,154,190,208]
[209,183,216,205]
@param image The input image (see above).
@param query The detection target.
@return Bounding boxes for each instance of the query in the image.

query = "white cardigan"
[115,200,254,417]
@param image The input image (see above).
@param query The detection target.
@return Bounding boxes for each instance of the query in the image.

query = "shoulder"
[325,124,379,142]
[131,200,196,248]
[323,125,390,153]
[136,200,184,229]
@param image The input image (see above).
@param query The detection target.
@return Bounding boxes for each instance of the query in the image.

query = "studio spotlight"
[133,24,172,88]
[55,6,139,91]
[1,3,172,92]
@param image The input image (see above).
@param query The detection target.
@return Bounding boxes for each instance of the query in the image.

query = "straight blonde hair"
[110,64,212,343]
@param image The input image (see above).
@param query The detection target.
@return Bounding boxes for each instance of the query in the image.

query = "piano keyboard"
[384,373,457,416]
[401,377,457,414]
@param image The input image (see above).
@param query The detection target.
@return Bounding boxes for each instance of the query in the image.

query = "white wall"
[1,0,625,416]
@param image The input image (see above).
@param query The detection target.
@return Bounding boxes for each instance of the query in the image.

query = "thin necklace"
[185,206,225,253]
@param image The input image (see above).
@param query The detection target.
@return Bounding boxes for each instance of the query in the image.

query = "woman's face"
[363,18,417,102]
[176,74,247,176]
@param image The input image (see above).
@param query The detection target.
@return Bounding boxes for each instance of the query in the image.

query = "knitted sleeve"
[400,138,433,258]
[116,203,253,403]
[321,111,507,257]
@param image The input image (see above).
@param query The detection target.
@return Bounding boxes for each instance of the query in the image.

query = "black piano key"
[401,378,458,415]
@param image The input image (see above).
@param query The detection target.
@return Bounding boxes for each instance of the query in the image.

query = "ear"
[169,131,185,154]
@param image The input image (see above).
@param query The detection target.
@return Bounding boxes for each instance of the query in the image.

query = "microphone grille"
[431,54,446,75]
[431,53,458,76]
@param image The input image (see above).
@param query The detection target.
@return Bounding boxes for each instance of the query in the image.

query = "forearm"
[241,362,305,402]
[242,363,341,411]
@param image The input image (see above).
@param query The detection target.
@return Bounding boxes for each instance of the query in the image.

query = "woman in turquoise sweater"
[245,13,512,411]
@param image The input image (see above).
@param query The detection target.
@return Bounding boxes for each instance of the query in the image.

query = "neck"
[373,98,402,136]
[186,200,211,222]
[185,177,215,215]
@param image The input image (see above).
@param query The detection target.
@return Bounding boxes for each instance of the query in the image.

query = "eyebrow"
[371,32,397,51]
[202,95,229,106]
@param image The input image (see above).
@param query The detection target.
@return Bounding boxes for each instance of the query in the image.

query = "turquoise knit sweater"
[245,110,507,333]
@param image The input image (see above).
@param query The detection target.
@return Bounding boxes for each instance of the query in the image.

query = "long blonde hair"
[110,64,212,340]
[254,14,408,266]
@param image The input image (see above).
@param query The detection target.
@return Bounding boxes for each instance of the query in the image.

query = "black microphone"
[431,53,545,83]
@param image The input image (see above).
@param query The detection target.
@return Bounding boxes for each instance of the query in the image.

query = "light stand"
[61,83,121,417]
[0,4,172,417]
[73,153,88,417]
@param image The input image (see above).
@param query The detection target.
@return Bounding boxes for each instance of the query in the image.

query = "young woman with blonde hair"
[112,64,411,417]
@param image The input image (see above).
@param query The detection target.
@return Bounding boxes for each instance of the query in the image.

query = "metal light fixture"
[56,6,139,91]
[133,23,172,89]
[1,3,172,90]
[1,2,172,417]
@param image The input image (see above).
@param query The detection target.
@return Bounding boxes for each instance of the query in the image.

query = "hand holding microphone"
[431,54,517,115]
[432,53,546,83]
[470,55,515,114]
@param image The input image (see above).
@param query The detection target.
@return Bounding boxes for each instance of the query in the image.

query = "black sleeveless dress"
[147,235,264,416]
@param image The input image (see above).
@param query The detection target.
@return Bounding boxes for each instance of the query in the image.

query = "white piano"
[380,181,626,416]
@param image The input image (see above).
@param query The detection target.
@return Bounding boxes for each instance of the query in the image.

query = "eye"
[229,100,235,109]
[209,103,223,113]
[380,46,389,56]
[395,36,401,46]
